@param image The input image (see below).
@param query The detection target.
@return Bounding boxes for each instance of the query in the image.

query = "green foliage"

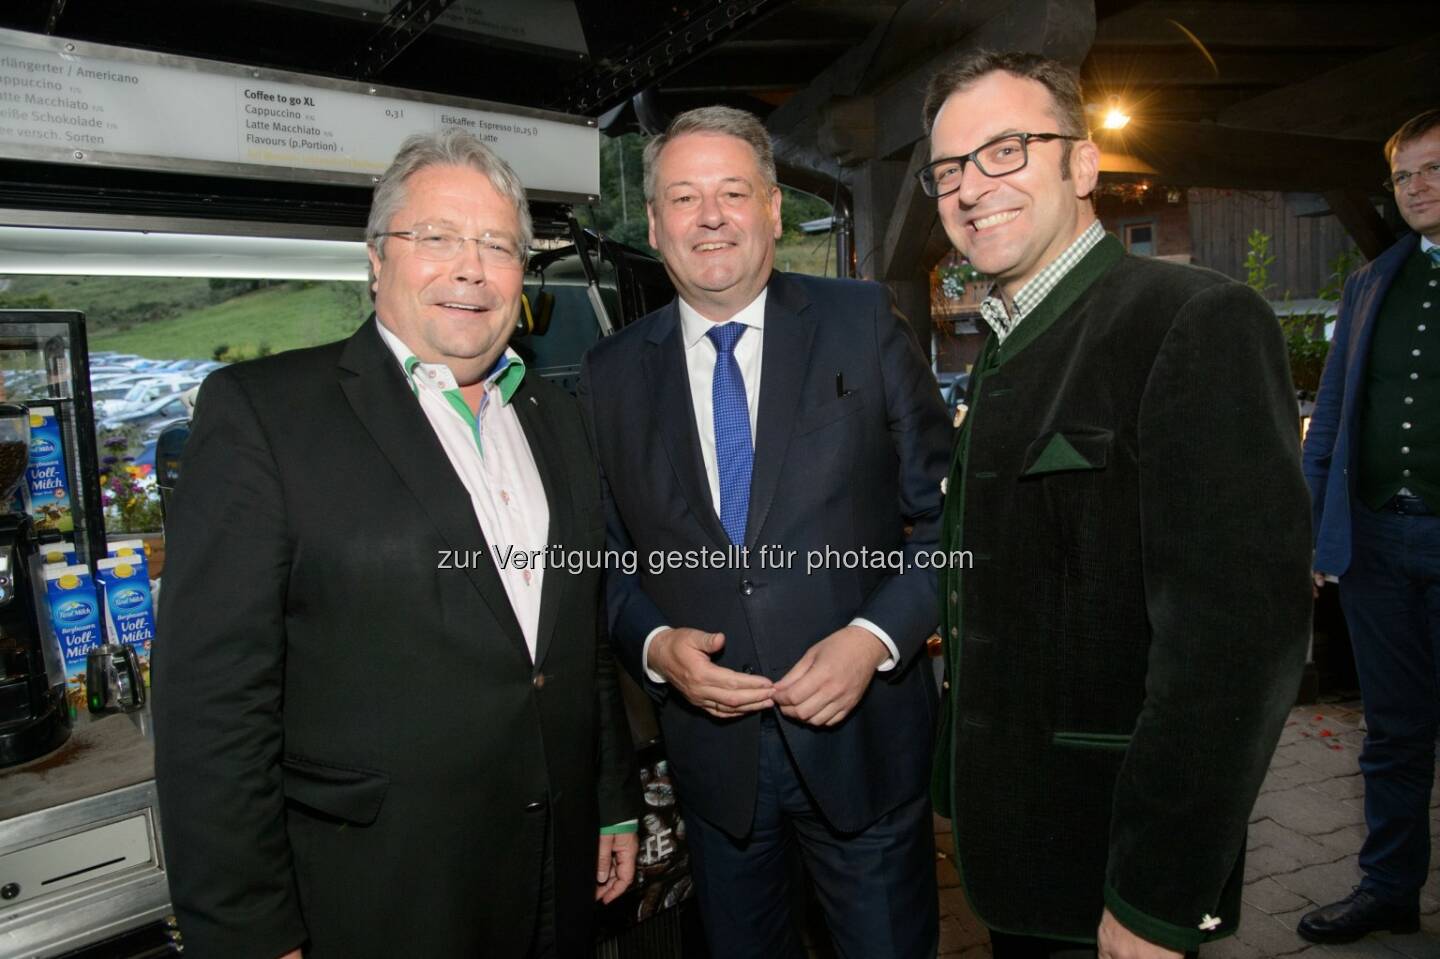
[207,278,275,303]
[938,264,983,299]
[0,291,55,309]
[0,275,212,328]
[89,282,368,359]
[1318,247,1364,303]
[1279,312,1329,398]
[1245,228,1336,397]
[576,133,652,252]
[779,189,832,241]
[1243,228,1275,298]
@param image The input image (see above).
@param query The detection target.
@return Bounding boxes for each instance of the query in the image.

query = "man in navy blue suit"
[579,106,950,958]
[1300,107,1440,945]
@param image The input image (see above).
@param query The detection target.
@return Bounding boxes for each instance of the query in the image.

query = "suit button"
[533,673,546,689]
[741,579,754,596]
[949,590,958,604]
[742,664,755,674]
[525,800,546,812]
[948,625,958,639]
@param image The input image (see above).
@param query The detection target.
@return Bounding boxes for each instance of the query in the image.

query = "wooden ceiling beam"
[1107,120,1387,192]
[1094,1,1431,48]
[1217,34,1440,140]
[1323,190,1397,261]
[1084,47,1358,87]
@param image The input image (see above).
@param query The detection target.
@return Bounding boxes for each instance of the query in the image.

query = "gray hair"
[365,128,533,291]
[642,105,778,203]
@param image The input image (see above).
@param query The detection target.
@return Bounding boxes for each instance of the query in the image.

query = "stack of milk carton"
[43,539,157,716]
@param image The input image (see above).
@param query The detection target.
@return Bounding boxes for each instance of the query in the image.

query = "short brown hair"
[642,105,778,203]
[922,50,1087,172]
[1384,108,1440,165]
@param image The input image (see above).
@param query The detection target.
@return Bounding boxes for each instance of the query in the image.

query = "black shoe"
[1296,888,1420,944]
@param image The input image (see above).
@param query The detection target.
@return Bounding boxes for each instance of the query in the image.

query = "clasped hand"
[649,625,887,726]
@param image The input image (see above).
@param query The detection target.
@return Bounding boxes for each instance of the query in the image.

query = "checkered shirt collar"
[979,220,1106,341]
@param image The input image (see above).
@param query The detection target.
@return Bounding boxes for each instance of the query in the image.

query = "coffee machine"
[0,402,70,767]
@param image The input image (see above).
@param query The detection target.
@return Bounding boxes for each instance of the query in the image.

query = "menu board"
[0,30,599,199]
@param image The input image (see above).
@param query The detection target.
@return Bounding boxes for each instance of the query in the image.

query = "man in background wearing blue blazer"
[580,106,951,958]
[1300,107,1440,945]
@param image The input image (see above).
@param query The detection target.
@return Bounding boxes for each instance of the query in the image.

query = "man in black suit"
[580,106,951,958]
[154,129,639,959]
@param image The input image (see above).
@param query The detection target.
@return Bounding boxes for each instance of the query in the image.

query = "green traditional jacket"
[933,235,1312,951]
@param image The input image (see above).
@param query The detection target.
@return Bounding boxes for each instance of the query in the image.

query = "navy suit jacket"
[579,271,951,837]
[1303,233,1420,576]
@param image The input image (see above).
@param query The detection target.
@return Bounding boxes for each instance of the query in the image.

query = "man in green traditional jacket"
[921,51,1312,959]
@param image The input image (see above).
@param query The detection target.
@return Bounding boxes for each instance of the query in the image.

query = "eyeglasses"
[917,132,1082,198]
[1384,161,1440,193]
[374,224,526,268]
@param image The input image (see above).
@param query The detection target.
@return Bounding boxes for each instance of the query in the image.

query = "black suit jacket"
[154,318,639,959]
[579,272,951,837]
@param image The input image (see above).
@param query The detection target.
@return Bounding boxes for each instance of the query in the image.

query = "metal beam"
[547,0,792,115]
[43,0,65,35]
[348,0,459,81]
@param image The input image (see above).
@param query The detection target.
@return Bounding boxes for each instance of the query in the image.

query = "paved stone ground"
[933,701,1440,958]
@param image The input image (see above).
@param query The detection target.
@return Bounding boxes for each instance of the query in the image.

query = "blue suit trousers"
[1338,504,1440,904]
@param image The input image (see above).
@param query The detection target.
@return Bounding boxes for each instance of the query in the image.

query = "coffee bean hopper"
[0,402,70,767]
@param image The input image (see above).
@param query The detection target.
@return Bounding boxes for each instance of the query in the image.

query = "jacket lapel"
[511,378,570,672]
[745,273,816,546]
[337,317,528,659]
[642,303,732,548]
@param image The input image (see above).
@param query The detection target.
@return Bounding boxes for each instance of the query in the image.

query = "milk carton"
[39,539,77,568]
[25,408,72,534]
[95,556,156,689]
[45,564,103,715]
[106,539,150,563]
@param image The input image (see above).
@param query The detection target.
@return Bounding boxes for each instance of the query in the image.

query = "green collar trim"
[490,352,526,405]
[403,352,527,456]
[402,351,527,406]
[996,234,1124,364]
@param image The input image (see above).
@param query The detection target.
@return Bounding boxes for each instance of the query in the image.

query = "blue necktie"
[1428,245,1440,266]
[707,323,753,545]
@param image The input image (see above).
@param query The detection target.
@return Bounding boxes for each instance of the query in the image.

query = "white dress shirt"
[377,321,549,661]
[642,290,899,681]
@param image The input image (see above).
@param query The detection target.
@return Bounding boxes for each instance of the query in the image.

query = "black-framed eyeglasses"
[917,132,1081,198]
[1383,161,1440,193]
[373,224,526,268]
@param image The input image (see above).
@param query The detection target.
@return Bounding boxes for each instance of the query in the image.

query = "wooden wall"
[1186,189,1359,299]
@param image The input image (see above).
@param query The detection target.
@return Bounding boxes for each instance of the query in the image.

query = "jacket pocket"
[1051,730,1132,750]
[1021,428,1113,477]
[281,755,390,825]
[793,392,862,436]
